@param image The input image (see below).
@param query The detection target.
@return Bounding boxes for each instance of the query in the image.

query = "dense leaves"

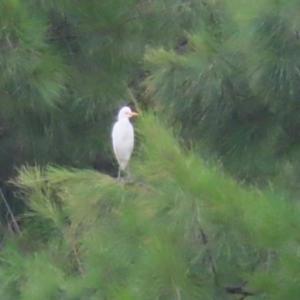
[0,0,300,299]
[0,114,297,299]
[144,0,300,184]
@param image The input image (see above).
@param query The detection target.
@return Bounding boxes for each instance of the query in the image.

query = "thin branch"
[70,240,84,275]
[225,285,258,299]
[195,203,218,286]
[200,228,218,286]
[0,188,22,236]
[197,210,258,299]
[175,287,181,300]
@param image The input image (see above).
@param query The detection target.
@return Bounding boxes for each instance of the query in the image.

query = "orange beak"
[129,112,138,118]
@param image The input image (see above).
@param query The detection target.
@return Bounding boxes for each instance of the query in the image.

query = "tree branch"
[200,228,218,286]
[0,188,22,236]
[225,285,258,299]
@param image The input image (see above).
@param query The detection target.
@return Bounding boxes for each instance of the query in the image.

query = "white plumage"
[112,106,138,180]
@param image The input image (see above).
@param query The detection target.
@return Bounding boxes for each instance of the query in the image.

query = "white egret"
[112,106,138,180]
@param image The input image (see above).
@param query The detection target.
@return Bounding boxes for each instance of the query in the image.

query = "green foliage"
[1,0,300,299]
[0,114,297,299]
[0,0,211,187]
[143,0,300,186]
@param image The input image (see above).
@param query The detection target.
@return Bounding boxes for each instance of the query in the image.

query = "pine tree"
[0,0,193,219]
[1,0,300,299]
[0,0,212,211]
[0,113,298,299]
[143,0,300,188]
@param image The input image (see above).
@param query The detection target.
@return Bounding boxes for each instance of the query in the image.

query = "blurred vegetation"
[0,0,300,299]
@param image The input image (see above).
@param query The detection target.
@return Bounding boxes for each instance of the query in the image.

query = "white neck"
[118,115,130,121]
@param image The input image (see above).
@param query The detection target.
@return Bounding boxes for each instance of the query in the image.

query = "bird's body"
[112,106,138,180]
[112,118,134,170]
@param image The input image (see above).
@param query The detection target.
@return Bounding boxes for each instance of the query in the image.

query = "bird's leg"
[117,168,121,180]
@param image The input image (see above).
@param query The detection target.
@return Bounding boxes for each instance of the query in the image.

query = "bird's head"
[118,106,138,121]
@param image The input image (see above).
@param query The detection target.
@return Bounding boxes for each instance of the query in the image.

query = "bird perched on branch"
[112,106,138,180]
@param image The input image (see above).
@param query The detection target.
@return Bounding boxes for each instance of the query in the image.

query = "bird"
[112,106,138,180]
